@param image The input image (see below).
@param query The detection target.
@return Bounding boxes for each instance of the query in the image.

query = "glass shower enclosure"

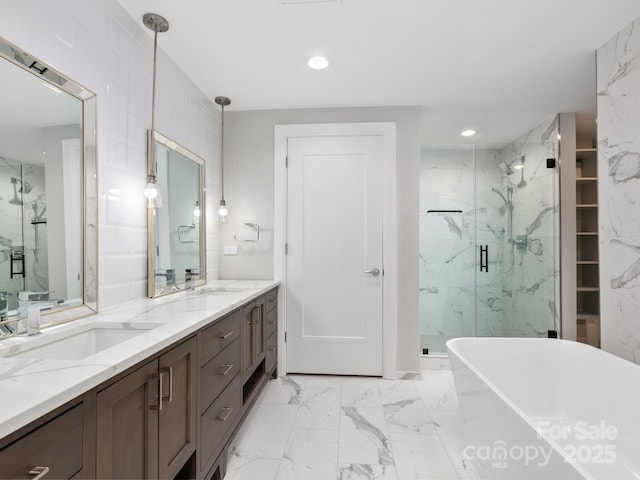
[419,117,560,354]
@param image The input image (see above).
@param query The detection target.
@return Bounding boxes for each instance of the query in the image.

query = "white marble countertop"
[0,279,279,440]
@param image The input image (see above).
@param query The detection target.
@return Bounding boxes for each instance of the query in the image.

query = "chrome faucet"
[185,268,200,291]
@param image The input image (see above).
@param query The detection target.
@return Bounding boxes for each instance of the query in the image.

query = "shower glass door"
[420,117,560,354]
[419,145,477,354]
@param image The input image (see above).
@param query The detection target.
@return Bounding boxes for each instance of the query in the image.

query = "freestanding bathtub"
[447,337,639,479]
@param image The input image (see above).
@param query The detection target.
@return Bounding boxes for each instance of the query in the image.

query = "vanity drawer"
[201,338,241,412]
[265,288,277,313]
[266,331,277,373]
[200,375,241,468]
[200,310,241,365]
[265,307,277,338]
[0,404,83,479]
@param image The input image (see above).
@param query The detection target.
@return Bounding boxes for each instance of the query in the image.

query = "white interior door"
[286,134,383,375]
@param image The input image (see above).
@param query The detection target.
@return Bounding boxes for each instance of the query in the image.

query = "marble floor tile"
[415,371,459,410]
[339,407,393,466]
[341,377,382,408]
[381,389,437,435]
[389,431,460,480]
[224,370,469,480]
[276,428,339,480]
[337,464,399,480]
[228,403,298,460]
[260,375,306,405]
[224,458,282,480]
[294,384,341,429]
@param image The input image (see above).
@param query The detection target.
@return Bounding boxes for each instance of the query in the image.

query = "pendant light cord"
[148,29,159,180]
[220,103,225,201]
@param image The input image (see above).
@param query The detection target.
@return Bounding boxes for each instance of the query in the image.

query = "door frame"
[274,122,398,379]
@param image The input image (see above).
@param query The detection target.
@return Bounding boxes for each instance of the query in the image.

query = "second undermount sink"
[5,322,163,360]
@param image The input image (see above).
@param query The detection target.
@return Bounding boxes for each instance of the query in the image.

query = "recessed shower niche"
[419,117,560,354]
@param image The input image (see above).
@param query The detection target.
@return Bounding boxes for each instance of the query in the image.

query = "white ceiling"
[118,0,640,146]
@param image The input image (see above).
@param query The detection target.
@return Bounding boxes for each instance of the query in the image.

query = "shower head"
[19,182,33,194]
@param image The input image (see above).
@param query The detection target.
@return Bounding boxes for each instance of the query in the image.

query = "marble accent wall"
[597,19,640,363]
[0,1,220,309]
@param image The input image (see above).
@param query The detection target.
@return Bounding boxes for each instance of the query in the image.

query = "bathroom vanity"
[0,281,279,480]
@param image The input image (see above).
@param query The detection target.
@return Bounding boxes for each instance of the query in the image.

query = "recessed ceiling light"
[460,129,476,137]
[308,55,329,70]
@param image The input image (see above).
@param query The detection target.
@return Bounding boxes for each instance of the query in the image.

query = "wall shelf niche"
[576,148,600,348]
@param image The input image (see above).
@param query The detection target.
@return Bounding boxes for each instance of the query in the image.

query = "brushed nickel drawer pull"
[29,466,50,479]
[218,329,233,339]
[160,366,173,403]
[218,363,234,376]
[217,407,234,422]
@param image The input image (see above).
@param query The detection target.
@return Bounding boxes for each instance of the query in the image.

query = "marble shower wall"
[597,19,640,363]
[419,117,560,347]
[419,147,505,342]
[497,118,560,338]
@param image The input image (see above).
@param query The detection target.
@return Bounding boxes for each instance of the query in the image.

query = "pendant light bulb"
[144,179,158,199]
[218,199,228,221]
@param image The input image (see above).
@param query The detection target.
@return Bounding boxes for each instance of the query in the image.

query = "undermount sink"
[4,322,163,360]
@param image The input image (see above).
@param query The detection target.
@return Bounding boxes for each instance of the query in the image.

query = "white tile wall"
[0,0,221,309]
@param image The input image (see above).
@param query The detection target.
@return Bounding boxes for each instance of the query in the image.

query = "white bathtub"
[447,337,640,479]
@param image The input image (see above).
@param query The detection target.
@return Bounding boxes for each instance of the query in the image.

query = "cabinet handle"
[153,373,164,411]
[218,363,234,376]
[218,329,234,339]
[250,306,261,325]
[160,366,173,403]
[217,407,234,422]
[28,467,49,480]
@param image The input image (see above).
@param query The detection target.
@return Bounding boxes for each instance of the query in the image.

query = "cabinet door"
[158,337,197,479]
[96,360,159,479]
[241,297,267,382]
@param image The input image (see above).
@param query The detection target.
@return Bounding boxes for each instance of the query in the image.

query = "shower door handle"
[480,245,488,272]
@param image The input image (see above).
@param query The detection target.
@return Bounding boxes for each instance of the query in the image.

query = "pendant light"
[215,96,231,221]
[143,13,169,201]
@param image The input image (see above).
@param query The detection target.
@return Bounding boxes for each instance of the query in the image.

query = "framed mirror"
[0,35,97,331]
[148,131,206,297]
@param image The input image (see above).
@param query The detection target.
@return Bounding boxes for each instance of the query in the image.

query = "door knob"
[364,268,380,276]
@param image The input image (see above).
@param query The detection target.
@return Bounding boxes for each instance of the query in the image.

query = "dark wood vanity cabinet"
[96,336,197,479]
[0,287,278,480]
[0,396,95,480]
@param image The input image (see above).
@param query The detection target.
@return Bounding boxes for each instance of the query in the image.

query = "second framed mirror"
[148,131,206,297]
